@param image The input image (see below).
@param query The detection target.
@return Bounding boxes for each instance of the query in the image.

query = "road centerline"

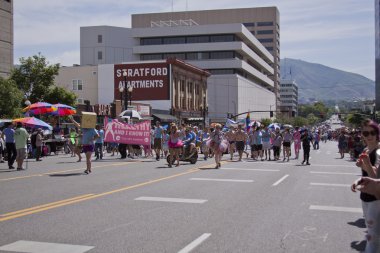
[272,174,289,186]
[178,233,211,253]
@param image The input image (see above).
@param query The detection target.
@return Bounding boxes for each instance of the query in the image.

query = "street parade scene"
[0,1,379,253]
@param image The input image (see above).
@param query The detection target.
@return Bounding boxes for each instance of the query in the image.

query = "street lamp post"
[118,83,126,111]
[202,93,208,127]
[127,86,133,108]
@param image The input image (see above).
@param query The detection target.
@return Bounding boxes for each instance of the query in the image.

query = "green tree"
[293,116,308,127]
[0,77,24,118]
[43,86,77,107]
[260,118,272,127]
[10,53,59,103]
[346,113,366,128]
[306,113,319,125]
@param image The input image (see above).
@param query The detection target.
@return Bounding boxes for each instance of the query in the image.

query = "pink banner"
[104,118,151,145]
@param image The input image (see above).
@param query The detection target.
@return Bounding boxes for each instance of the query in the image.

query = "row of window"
[140,34,236,46]
[280,95,297,98]
[243,21,274,27]
[140,51,243,61]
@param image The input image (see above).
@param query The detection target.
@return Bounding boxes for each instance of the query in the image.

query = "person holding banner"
[168,123,182,167]
[69,116,99,174]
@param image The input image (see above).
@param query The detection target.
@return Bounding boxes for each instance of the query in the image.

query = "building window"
[186,36,209,43]
[140,54,163,60]
[208,69,235,75]
[163,53,186,60]
[258,38,274,43]
[265,47,274,51]
[140,37,163,45]
[72,80,83,91]
[210,34,235,42]
[98,35,102,43]
[97,51,103,60]
[210,51,234,59]
[163,37,186,44]
[250,31,255,35]
[243,22,255,27]
[77,98,84,104]
[257,30,274,35]
[257,22,274,26]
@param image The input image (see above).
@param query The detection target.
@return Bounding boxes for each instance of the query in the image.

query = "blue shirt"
[95,129,104,144]
[82,128,98,145]
[184,131,196,144]
[262,130,271,142]
[3,128,15,143]
[154,126,163,139]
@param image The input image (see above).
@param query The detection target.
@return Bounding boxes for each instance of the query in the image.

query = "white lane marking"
[309,205,362,213]
[272,174,289,186]
[310,171,358,176]
[220,168,279,172]
[135,197,207,204]
[178,233,211,253]
[0,240,94,253]
[310,164,356,168]
[190,178,254,183]
[310,183,351,187]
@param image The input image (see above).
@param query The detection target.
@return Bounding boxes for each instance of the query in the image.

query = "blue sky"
[14,0,375,80]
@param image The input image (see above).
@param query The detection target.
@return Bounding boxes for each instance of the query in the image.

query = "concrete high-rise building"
[132,7,280,107]
[376,0,380,110]
[79,7,279,121]
[0,0,13,78]
[279,79,298,117]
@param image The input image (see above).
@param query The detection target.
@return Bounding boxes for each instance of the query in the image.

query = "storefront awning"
[152,113,178,122]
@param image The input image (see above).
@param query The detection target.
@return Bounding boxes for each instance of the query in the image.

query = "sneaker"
[306,162,311,165]
[283,158,286,161]
[9,166,15,169]
[0,160,4,163]
[301,161,305,165]
[17,168,25,171]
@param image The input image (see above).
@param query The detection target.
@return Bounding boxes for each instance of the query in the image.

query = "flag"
[246,112,251,131]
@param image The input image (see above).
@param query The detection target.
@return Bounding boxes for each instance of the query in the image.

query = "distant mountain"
[279,58,375,104]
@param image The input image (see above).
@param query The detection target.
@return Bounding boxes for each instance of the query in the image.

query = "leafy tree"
[260,118,272,127]
[306,113,319,125]
[345,113,366,128]
[10,53,59,103]
[293,116,308,127]
[0,77,24,118]
[43,86,77,107]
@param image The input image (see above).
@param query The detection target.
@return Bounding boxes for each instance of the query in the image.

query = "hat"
[37,128,43,132]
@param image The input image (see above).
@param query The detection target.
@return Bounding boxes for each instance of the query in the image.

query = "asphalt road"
[0,141,367,253]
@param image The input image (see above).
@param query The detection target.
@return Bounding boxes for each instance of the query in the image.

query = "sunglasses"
[362,131,377,137]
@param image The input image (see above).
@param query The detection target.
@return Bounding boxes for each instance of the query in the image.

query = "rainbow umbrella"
[23,102,56,115]
[51,103,76,116]
[13,117,53,130]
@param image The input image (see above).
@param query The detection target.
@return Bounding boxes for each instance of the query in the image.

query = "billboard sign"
[104,118,151,145]
[114,63,170,101]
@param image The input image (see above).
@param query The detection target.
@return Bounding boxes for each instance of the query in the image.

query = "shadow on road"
[348,218,366,228]
[49,173,84,177]
[351,240,366,252]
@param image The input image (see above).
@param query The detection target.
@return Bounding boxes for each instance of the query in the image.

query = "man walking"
[153,121,164,161]
[95,125,104,160]
[35,128,43,161]
[14,122,29,170]
[1,123,16,169]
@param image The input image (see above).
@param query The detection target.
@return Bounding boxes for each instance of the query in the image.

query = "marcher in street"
[271,128,282,161]
[282,128,293,162]
[301,129,313,165]
[69,116,99,174]
[168,124,182,167]
[351,119,380,253]
[208,123,227,168]
[338,131,347,159]
[2,123,16,169]
[35,128,43,161]
[201,127,210,161]
[262,125,272,161]
[293,127,301,159]
[234,124,248,161]
[0,129,4,163]
[94,125,104,160]
[225,127,236,161]
[14,122,29,170]
[153,121,164,161]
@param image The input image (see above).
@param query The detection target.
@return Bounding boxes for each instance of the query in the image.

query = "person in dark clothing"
[301,129,313,165]
[1,123,17,169]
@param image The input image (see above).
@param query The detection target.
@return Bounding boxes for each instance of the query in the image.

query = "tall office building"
[0,0,13,78]
[279,79,298,117]
[79,7,279,121]
[376,0,380,110]
[132,7,280,106]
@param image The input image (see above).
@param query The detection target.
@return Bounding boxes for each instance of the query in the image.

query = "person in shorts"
[153,121,164,161]
[14,122,29,170]
[69,116,99,174]
[262,125,272,161]
[234,124,248,161]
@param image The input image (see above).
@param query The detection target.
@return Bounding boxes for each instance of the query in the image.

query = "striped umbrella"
[22,102,56,115]
[51,103,76,116]
[13,117,53,130]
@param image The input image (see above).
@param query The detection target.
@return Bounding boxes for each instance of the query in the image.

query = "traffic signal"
[270,111,273,118]
[338,114,341,119]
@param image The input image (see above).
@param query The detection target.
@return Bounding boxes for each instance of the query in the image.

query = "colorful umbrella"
[13,117,53,130]
[51,103,76,116]
[22,102,56,115]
